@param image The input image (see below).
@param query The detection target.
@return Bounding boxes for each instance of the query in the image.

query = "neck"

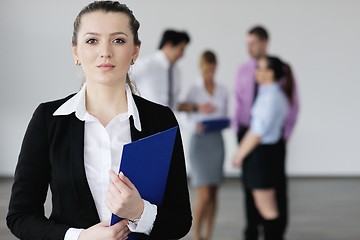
[85,81,128,126]
[262,79,276,86]
[204,79,215,94]
[162,48,175,65]
[204,79,214,87]
[255,52,267,60]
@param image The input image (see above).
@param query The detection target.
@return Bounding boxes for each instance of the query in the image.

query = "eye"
[113,38,125,44]
[85,38,97,44]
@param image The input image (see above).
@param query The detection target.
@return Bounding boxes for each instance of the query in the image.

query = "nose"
[100,42,112,58]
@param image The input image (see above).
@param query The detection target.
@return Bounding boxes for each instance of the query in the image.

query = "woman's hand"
[232,131,261,168]
[78,219,130,240]
[107,171,144,221]
[232,152,244,168]
[196,123,205,133]
[198,103,215,114]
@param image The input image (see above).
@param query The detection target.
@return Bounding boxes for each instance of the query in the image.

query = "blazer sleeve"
[7,103,69,240]
[146,108,192,239]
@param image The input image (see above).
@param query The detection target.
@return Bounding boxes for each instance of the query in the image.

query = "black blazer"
[7,94,192,240]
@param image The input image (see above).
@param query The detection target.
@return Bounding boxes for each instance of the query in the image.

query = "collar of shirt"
[53,83,142,132]
[259,82,281,94]
[249,58,258,68]
[154,50,172,69]
[197,76,219,88]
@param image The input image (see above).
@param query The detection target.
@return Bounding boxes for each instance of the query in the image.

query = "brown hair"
[200,50,217,68]
[72,1,141,46]
[72,1,141,93]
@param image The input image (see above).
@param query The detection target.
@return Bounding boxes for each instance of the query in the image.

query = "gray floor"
[1,178,360,240]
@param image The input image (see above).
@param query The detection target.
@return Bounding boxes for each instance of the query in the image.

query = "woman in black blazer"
[7,2,192,240]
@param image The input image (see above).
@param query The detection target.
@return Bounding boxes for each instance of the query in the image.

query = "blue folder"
[201,118,230,132]
[110,126,178,238]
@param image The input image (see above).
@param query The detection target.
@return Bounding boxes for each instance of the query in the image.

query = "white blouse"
[53,84,156,240]
[184,80,228,132]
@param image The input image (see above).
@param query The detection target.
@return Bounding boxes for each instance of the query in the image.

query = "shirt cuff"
[127,199,157,235]
[64,228,84,240]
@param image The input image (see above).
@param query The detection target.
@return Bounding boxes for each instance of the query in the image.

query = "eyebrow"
[83,32,128,37]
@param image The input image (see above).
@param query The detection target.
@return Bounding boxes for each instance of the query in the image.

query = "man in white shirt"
[132,29,213,114]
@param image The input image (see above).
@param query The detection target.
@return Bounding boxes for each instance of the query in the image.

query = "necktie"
[168,65,174,108]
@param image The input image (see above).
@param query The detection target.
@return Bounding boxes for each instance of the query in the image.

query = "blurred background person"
[233,26,299,142]
[233,26,299,240]
[233,56,294,240]
[132,29,214,114]
[184,50,228,240]
[132,29,189,110]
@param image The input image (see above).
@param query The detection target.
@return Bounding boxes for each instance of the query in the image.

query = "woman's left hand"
[107,171,144,221]
[232,152,244,168]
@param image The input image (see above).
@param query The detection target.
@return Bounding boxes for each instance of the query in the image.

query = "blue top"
[250,83,289,144]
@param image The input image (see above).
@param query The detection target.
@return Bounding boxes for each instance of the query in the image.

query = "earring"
[131,59,134,65]
[75,60,81,66]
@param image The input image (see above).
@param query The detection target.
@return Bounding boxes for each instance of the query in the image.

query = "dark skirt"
[242,139,286,189]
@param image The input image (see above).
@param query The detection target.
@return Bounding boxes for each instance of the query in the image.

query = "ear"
[267,69,275,81]
[132,44,141,62]
[72,45,79,64]
[262,39,269,49]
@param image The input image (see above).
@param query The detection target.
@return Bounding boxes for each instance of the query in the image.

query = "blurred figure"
[184,50,228,240]
[233,56,291,240]
[233,26,299,240]
[132,29,214,115]
[132,29,189,110]
[233,26,299,142]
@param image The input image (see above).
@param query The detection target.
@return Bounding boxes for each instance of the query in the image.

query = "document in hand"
[110,126,178,229]
[201,118,230,132]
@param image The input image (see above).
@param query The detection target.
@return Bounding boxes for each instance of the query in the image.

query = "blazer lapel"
[69,114,100,225]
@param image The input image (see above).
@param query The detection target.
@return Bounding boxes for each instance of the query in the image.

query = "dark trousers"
[237,127,288,240]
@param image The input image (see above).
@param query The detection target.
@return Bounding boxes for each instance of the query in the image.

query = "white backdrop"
[1,0,359,177]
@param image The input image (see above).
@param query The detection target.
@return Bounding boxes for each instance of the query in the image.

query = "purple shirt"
[232,59,300,140]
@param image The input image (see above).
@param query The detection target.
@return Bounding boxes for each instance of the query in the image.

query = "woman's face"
[255,58,273,85]
[201,63,216,83]
[72,11,140,86]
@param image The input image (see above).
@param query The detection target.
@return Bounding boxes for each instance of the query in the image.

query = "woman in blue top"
[233,56,290,240]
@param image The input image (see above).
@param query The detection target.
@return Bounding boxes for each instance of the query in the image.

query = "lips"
[97,63,115,71]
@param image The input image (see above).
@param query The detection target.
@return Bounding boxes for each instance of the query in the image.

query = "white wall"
[1,0,359,177]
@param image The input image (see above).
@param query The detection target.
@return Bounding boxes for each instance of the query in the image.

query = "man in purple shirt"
[233,26,299,240]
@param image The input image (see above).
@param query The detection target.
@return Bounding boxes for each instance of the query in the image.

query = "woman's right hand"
[196,123,205,133]
[78,219,130,240]
[198,103,215,114]
[232,152,244,168]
